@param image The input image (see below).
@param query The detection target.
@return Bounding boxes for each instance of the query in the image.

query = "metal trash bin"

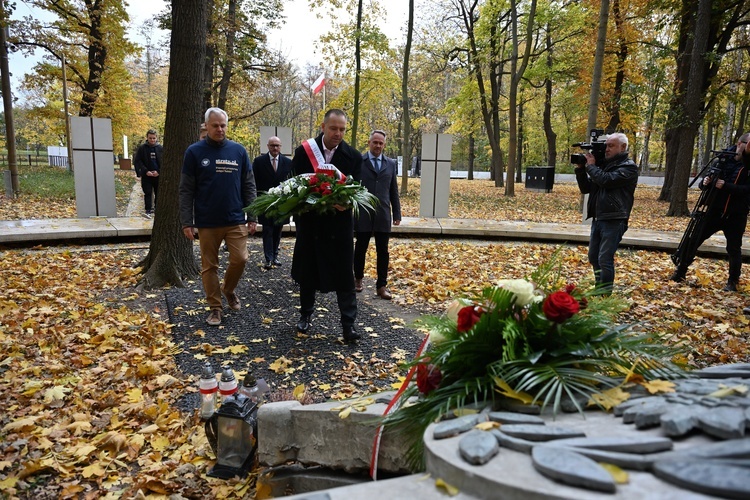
[525,166,555,193]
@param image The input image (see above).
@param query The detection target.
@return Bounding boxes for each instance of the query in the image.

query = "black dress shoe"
[296,316,311,333]
[342,325,360,342]
[723,280,738,292]
[264,261,273,270]
[272,258,282,266]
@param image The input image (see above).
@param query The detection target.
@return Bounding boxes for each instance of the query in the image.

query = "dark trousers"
[676,212,746,282]
[259,216,283,263]
[141,176,159,212]
[299,286,357,328]
[354,231,390,289]
[588,219,627,293]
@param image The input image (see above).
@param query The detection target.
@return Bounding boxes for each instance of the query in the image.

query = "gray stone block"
[653,460,750,499]
[459,429,499,465]
[258,400,302,466]
[433,414,479,439]
[660,405,706,437]
[531,446,616,493]
[698,408,747,439]
[487,411,544,425]
[633,402,671,428]
[499,424,585,441]
[491,429,535,453]
[539,444,658,471]
[543,435,673,454]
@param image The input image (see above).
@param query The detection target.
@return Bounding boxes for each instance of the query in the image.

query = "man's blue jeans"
[588,219,627,293]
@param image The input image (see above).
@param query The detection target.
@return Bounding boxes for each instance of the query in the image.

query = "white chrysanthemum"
[496,279,540,306]
[283,184,292,195]
[269,186,281,196]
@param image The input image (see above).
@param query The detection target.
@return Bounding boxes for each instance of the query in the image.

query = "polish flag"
[311,72,325,95]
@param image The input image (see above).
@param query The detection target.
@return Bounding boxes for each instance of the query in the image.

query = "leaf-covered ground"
[1,178,747,498]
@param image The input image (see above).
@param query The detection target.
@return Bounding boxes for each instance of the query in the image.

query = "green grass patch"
[13,163,131,201]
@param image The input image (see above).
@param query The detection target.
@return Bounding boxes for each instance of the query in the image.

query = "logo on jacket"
[202,159,210,166]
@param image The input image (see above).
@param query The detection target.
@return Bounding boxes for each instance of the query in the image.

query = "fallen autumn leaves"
[0,179,747,499]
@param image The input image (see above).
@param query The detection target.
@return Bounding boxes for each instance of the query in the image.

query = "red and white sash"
[302,138,346,182]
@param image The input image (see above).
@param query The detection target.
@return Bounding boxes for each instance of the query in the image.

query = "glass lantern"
[206,393,258,479]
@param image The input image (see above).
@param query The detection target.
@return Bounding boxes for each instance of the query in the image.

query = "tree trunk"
[543,26,557,168]
[217,0,238,110]
[667,0,711,217]
[79,2,106,116]
[604,0,627,134]
[139,0,206,289]
[203,0,215,110]
[516,100,523,183]
[468,133,475,181]
[400,0,414,197]
[587,0,610,133]
[350,0,363,150]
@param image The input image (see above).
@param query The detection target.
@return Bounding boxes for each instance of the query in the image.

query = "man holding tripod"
[671,133,750,291]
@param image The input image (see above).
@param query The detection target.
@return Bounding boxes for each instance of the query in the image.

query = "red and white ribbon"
[369,333,431,480]
[302,138,346,181]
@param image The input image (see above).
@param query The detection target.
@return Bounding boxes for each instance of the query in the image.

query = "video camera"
[571,129,606,167]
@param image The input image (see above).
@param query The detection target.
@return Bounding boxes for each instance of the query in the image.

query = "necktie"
[373,157,380,171]
[272,157,277,172]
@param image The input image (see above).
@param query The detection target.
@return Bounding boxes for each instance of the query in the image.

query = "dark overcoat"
[290,135,363,292]
[252,152,293,225]
[354,154,402,233]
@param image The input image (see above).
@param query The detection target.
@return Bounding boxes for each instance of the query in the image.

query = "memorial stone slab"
[652,460,750,499]
[613,395,666,417]
[531,446,616,493]
[538,445,658,471]
[621,398,668,424]
[491,429,536,453]
[633,402,672,428]
[660,405,708,437]
[697,408,747,439]
[432,414,480,439]
[694,363,750,379]
[499,424,585,441]
[458,430,499,465]
[542,435,673,454]
[487,411,545,425]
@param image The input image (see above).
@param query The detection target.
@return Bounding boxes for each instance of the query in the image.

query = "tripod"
[671,153,729,268]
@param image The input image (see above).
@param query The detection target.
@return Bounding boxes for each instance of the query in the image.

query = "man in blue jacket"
[575,132,638,295]
[179,107,257,326]
[354,129,401,300]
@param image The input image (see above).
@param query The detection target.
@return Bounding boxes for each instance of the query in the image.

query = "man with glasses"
[253,136,292,269]
[671,132,750,291]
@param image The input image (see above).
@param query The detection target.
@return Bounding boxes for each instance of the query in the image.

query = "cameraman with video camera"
[671,133,750,291]
[574,132,638,295]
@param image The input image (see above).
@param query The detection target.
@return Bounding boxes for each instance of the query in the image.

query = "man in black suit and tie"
[354,130,401,300]
[253,136,292,269]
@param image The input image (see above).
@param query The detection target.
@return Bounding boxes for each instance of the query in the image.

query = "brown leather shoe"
[355,278,363,292]
[376,286,392,300]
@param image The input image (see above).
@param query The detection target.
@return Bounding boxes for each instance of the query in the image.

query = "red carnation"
[564,283,577,294]
[457,305,484,333]
[309,175,320,185]
[416,362,442,394]
[542,291,580,323]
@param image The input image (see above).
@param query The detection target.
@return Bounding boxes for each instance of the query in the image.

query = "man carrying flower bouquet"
[574,132,638,295]
[290,109,363,342]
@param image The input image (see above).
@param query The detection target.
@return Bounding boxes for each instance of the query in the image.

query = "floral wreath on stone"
[244,171,377,223]
[381,251,687,469]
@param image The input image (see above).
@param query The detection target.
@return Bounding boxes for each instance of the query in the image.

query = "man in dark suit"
[354,130,401,300]
[253,136,292,269]
[133,129,163,217]
[291,109,363,342]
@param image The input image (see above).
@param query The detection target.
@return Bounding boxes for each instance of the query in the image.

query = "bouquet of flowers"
[383,254,686,469]
[245,171,377,223]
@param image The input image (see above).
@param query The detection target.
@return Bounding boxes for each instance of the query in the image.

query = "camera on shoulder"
[571,129,606,167]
